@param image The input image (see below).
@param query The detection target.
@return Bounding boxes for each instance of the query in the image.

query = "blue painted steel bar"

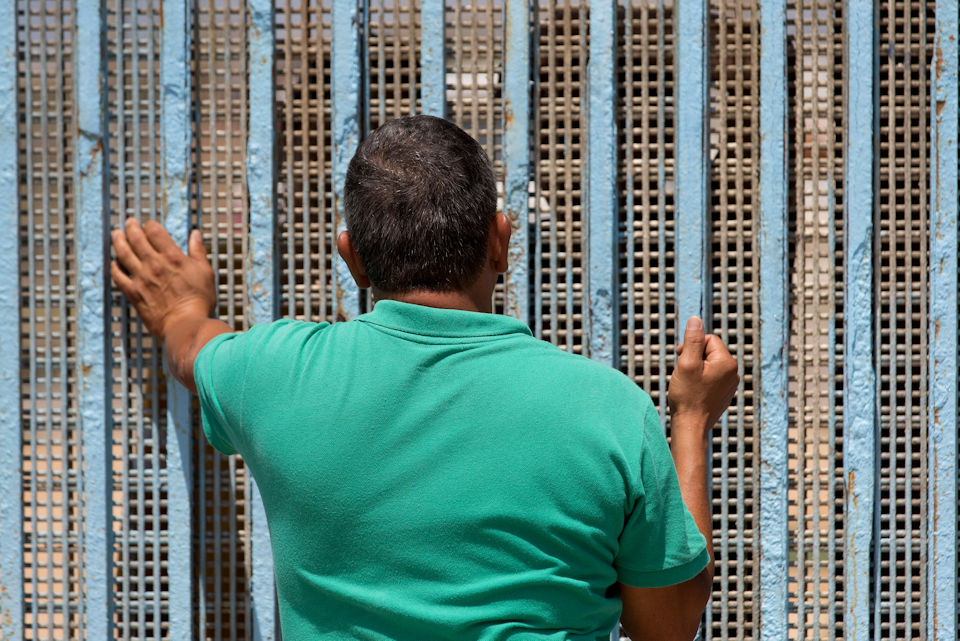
[843,1,877,638]
[757,0,789,638]
[0,2,22,638]
[247,1,278,638]
[159,2,193,639]
[585,0,617,366]
[674,0,709,325]
[420,0,445,117]
[502,0,530,323]
[74,2,111,639]
[331,0,362,321]
[927,0,958,638]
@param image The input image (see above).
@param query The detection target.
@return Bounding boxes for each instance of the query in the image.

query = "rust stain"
[936,100,946,116]
[935,43,944,78]
[90,139,102,160]
[81,363,92,378]
[504,104,514,128]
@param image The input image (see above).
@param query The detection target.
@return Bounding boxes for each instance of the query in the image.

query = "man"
[111,115,739,640]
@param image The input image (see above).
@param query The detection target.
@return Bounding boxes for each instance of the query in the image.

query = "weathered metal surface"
[502,0,530,323]
[160,1,193,638]
[757,0,789,638]
[585,0,617,366]
[247,1,279,639]
[332,0,362,321]
[675,0,709,324]
[420,0,445,117]
[928,0,958,638]
[75,1,111,639]
[843,1,877,638]
[0,0,22,638]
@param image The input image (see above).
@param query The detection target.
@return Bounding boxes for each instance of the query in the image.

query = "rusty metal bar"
[675,0,709,324]
[757,0,789,638]
[421,0,445,117]
[0,0,21,637]
[332,0,362,321]
[75,0,111,638]
[160,1,193,638]
[586,0,617,365]
[502,0,530,323]
[247,1,278,638]
[927,0,959,637]
[843,1,878,638]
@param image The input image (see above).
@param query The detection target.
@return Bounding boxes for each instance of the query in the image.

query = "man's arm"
[618,317,739,641]
[110,217,232,394]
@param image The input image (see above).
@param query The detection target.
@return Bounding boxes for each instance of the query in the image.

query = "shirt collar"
[356,299,533,339]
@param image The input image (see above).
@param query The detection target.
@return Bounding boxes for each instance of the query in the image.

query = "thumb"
[188,228,207,261]
[677,316,705,368]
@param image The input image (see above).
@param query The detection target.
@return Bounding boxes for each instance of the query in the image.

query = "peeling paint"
[0,0,22,636]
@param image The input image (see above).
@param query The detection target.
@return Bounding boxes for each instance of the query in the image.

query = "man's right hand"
[667,316,740,436]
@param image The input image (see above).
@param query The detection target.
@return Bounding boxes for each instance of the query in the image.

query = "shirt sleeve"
[193,319,316,456]
[614,396,710,588]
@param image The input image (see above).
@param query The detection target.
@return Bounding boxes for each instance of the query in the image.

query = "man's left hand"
[111,218,217,340]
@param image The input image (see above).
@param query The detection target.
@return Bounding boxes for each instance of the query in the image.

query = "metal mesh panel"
[193,0,251,638]
[277,0,333,323]
[786,2,845,636]
[618,0,676,409]
[874,1,933,638]
[444,1,506,313]
[17,2,84,638]
[535,1,586,351]
[104,1,170,637]
[706,1,759,638]
[367,0,422,131]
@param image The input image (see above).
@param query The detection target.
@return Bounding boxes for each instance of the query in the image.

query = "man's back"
[195,301,708,640]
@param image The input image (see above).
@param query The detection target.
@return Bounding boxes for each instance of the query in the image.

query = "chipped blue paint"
[0,0,22,637]
[585,0,617,366]
[247,1,278,639]
[757,1,789,638]
[927,0,958,638]
[74,2,111,640]
[420,0,445,117]
[843,2,877,638]
[502,0,530,323]
[675,0,709,325]
[332,0,361,320]
[159,2,193,639]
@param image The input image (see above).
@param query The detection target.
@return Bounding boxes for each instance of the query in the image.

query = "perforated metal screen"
[4,1,958,640]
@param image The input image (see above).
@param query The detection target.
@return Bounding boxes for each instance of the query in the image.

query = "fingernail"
[687,316,703,331]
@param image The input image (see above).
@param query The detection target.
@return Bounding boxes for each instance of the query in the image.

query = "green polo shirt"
[195,300,708,640]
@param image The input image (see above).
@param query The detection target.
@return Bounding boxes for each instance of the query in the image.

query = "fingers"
[703,334,733,363]
[110,260,138,302]
[188,228,208,261]
[677,316,705,369]
[124,217,158,260]
[143,218,179,255]
[112,228,142,275]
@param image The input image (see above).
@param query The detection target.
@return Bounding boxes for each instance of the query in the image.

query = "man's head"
[339,115,503,296]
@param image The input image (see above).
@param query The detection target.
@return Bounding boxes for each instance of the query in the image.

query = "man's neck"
[373,286,494,314]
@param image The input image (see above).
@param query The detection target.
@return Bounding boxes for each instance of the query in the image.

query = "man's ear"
[336,231,372,289]
[489,212,512,273]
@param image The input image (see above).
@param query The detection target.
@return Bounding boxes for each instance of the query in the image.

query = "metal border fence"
[1,1,957,639]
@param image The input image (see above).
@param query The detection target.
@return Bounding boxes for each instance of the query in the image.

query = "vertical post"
[757,0,789,638]
[420,0,445,117]
[160,2,193,639]
[843,1,877,638]
[331,0,362,321]
[675,0,710,324]
[585,0,618,366]
[74,2,111,639]
[0,2,22,639]
[927,0,958,638]
[247,1,278,639]
[502,0,531,323]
